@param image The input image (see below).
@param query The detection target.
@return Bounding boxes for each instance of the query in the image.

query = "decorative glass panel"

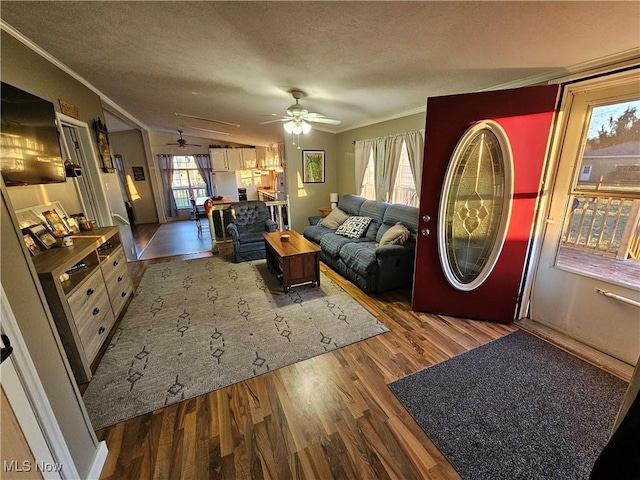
[438,120,513,290]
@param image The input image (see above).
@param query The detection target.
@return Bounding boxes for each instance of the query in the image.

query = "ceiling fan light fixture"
[283,120,295,134]
[283,119,311,135]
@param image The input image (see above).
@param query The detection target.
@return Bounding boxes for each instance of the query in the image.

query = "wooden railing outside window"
[561,194,640,259]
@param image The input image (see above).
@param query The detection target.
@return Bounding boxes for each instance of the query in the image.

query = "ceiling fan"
[260,89,341,133]
[166,130,201,148]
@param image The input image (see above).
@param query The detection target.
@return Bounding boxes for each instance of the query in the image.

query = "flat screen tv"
[1,82,66,186]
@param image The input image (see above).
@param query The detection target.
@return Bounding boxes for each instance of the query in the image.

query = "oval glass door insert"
[438,120,514,291]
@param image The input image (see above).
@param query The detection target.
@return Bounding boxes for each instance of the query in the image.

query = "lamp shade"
[329,193,338,203]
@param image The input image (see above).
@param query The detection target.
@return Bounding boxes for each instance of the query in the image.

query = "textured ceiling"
[2,1,639,146]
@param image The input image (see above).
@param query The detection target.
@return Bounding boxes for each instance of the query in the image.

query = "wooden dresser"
[31,226,133,384]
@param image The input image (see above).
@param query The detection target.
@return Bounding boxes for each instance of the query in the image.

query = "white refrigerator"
[212,172,238,201]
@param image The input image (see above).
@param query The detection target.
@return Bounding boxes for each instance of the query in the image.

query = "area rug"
[83,257,388,430]
[390,330,627,480]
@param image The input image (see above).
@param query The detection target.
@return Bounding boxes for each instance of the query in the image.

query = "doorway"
[529,71,640,365]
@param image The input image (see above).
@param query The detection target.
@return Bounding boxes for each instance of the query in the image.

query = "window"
[360,149,375,200]
[171,156,206,208]
[391,141,418,207]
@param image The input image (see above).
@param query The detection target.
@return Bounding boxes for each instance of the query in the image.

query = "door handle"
[421,228,430,236]
[422,214,431,222]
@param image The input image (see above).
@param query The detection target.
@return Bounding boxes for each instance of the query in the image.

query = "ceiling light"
[283,118,312,135]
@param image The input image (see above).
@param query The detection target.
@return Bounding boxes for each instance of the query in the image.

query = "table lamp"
[330,193,338,209]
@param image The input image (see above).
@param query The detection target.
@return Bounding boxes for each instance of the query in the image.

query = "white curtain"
[402,129,425,196]
[158,154,178,218]
[193,154,213,196]
[354,139,372,194]
[374,135,403,202]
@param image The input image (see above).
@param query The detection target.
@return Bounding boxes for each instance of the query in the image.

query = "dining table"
[195,196,236,252]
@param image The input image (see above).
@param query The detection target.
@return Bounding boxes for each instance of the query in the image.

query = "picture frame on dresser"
[26,224,57,249]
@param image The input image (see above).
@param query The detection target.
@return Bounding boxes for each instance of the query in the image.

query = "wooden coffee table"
[263,230,321,292]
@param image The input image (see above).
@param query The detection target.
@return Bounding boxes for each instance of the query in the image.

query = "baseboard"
[86,441,108,480]
[516,318,634,382]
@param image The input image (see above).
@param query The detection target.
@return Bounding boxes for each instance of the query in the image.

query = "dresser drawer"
[66,268,115,364]
[107,274,133,318]
[76,303,115,364]
[100,246,127,280]
[67,268,110,319]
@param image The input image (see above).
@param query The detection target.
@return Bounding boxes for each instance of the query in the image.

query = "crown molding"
[1,19,150,131]
[482,47,640,91]
[335,105,426,134]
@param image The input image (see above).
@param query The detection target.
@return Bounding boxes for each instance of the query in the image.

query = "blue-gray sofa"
[303,194,419,293]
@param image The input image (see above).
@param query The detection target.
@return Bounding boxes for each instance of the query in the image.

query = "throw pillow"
[379,222,410,245]
[335,216,373,239]
[320,207,349,230]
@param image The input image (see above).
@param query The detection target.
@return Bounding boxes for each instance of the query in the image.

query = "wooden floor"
[94,227,626,479]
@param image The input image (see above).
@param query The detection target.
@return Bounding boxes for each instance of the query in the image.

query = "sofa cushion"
[337,194,367,216]
[336,216,372,239]
[319,207,349,229]
[360,200,389,241]
[339,242,378,276]
[319,234,358,258]
[377,203,419,243]
[379,222,410,245]
[303,224,334,245]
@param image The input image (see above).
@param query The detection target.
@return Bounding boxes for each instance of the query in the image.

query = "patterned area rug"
[83,257,388,430]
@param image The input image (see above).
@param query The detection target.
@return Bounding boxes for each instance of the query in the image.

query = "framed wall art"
[132,166,146,181]
[302,150,325,183]
[93,118,115,172]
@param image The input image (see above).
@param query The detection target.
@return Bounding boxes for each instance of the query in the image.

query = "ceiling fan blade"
[174,112,240,128]
[259,118,290,125]
[306,117,342,125]
[187,143,202,147]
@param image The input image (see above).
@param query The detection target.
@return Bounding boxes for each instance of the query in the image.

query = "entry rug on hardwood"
[390,330,627,480]
[83,257,388,430]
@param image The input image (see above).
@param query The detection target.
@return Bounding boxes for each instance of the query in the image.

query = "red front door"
[412,85,560,323]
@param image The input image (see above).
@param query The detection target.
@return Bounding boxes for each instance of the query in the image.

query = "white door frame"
[56,113,112,227]
[521,68,640,319]
[522,69,640,364]
[1,284,78,479]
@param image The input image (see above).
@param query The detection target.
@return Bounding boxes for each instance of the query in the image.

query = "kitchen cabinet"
[210,149,228,171]
[226,149,243,170]
[32,226,133,384]
[211,147,267,171]
[210,148,242,171]
[241,148,258,169]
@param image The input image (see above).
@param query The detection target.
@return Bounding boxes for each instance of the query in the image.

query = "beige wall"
[1,31,104,215]
[110,130,159,224]
[335,112,425,195]
[284,130,337,232]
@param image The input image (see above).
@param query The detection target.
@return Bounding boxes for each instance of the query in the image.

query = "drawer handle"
[86,288,94,296]
[113,260,119,267]
[98,326,105,335]
[117,276,123,282]
[92,308,100,316]
[121,291,127,298]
